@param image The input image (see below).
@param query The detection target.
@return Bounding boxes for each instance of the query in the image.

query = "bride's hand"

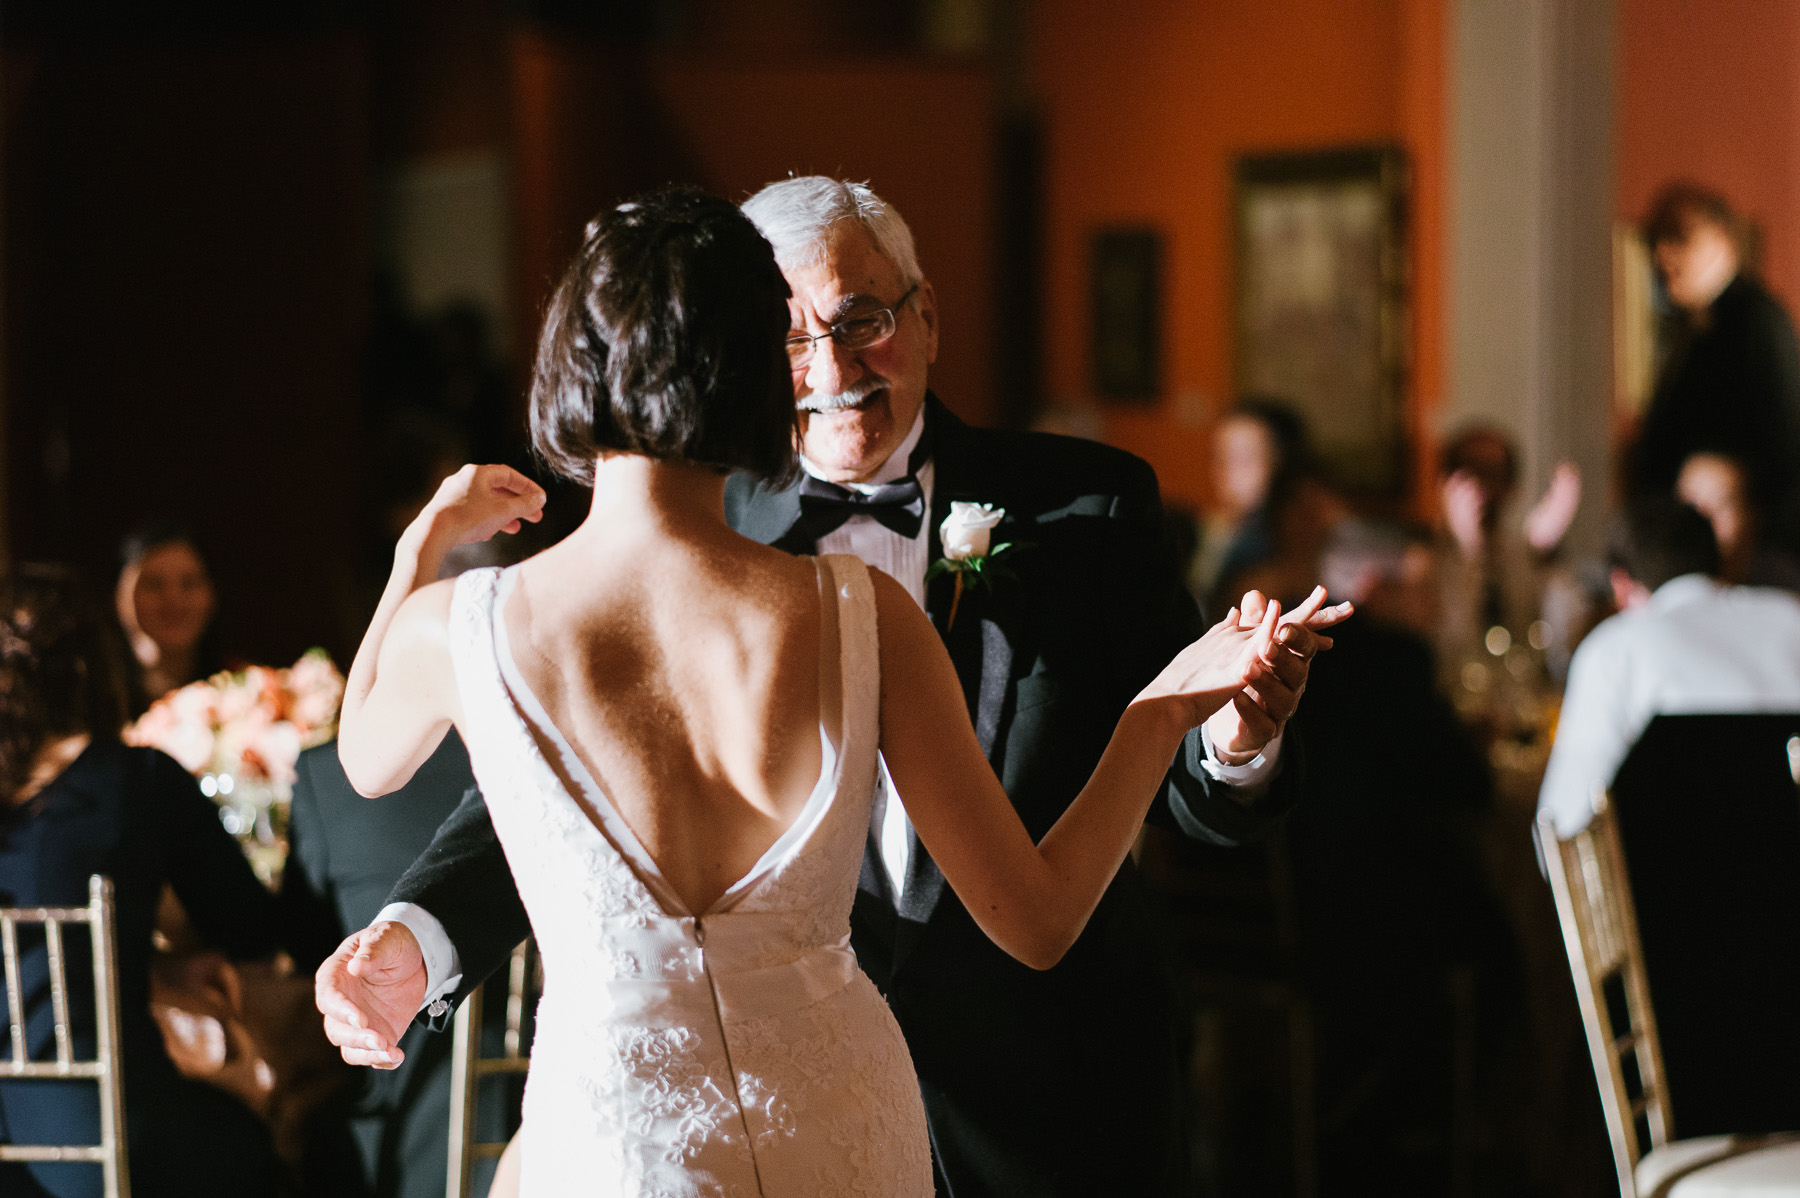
[405,464,548,562]
[1135,599,1281,730]
[1205,586,1354,762]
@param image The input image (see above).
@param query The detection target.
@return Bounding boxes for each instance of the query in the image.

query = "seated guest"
[1213,406,1350,615]
[1537,497,1800,836]
[1675,450,1800,592]
[1188,398,1308,605]
[1435,425,1583,680]
[1289,521,1520,1185]
[0,566,285,1198]
[282,734,477,1198]
[113,524,223,714]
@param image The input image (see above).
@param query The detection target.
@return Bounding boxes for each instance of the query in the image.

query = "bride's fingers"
[1282,586,1329,625]
[1237,590,1269,628]
[1255,597,1282,661]
[1302,600,1356,631]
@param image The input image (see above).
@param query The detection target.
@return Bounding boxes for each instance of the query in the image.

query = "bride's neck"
[578,453,728,545]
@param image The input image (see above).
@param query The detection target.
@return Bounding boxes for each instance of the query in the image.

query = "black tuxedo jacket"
[386,396,1302,1196]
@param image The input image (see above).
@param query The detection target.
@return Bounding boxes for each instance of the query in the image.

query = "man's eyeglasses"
[785,284,919,369]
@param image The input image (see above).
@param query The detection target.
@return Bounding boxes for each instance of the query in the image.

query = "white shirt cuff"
[1201,725,1284,799]
[374,902,463,1017]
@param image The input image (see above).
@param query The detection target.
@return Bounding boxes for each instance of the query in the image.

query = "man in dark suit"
[284,734,475,1198]
[318,177,1334,1196]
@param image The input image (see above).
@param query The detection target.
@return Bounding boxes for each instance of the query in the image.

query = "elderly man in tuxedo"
[319,177,1332,1196]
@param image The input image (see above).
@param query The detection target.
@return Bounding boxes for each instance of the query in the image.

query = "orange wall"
[1032,0,1446,509]
[511,35,998,426]
[1617,0,1800,310]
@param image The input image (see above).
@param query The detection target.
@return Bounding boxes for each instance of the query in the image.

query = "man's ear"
[1610,567,1652,611]
[915,277,940,365]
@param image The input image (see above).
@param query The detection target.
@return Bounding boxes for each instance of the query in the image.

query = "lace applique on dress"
[446,557,930,1198]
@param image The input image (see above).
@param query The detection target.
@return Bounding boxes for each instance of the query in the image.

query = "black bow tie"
[796,472,925,541]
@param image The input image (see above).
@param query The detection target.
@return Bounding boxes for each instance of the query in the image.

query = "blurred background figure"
[1538,497,1800,838]
[114,525,222,715]
[1633,182,1800,547]
[1289,520,1525,1192]
[1435,425,1585,683]
[1675,450,1800,591]
[1204,402,1350,615]
[0,566,286,1198]
[1188,398,1308,606]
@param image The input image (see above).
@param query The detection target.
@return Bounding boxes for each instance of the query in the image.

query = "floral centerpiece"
[126,649,344,882]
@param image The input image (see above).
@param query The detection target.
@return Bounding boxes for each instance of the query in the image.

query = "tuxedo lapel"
[725,474,807,551]
[895,398,1016,957]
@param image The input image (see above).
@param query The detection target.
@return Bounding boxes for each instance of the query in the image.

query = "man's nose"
[805,335,863,396]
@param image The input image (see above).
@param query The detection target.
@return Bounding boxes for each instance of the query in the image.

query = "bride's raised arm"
[875,570,1346,970]
[338,464,546,798]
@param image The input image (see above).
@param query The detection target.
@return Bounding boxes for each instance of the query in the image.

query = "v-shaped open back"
[488,559,846,918]
[444,553,929,1196]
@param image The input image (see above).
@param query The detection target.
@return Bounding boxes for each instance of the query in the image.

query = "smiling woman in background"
[114,524,223,714]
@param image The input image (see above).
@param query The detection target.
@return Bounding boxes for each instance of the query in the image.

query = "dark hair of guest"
[1642,181,1739,249]
[0,565,129,809]
[529,187,797,488]
[1607,497,1721,592]
[115,521,225,715]
[120,520,202,576]
[1439,424,1519,489]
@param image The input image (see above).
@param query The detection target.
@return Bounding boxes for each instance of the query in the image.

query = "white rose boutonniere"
[927,502,1024,629]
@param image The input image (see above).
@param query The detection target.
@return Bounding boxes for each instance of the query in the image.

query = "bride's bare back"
[501,534,826,914]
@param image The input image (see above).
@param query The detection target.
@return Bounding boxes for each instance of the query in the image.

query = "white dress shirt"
[386,406,1283,1009]
[1537,574,1800,836]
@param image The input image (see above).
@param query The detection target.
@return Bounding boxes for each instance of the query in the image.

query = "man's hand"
[315,921,428,1070]
[1204,587,1350,763]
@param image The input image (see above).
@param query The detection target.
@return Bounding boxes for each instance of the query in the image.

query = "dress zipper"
[696,917,768,1198]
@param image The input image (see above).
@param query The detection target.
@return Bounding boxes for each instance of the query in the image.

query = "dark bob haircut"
[529,187,797,487]
[1606,496,1720,592]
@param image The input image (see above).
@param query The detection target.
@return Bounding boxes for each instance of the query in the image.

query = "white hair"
[740,176,923,288]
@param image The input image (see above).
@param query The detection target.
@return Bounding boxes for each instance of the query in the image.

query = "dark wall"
[3,36,372,666]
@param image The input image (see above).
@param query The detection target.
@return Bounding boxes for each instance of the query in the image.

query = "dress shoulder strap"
[815,554,880,787]
[445,565,508,727]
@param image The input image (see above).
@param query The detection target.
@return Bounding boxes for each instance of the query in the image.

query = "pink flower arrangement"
[126,649,344,797]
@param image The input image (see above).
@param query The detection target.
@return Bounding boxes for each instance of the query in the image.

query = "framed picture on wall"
[1234,146,1408,492]
[1091,228,1161,400]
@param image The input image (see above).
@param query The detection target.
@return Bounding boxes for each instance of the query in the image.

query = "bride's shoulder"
[391,576,461,642]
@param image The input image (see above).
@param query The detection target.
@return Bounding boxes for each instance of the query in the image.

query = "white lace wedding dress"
[447,555,934,1198]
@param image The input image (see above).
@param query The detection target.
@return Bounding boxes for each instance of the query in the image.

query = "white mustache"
[797,377,887,414]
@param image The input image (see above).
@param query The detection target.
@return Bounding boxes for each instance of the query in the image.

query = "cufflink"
[428,999,449,1018]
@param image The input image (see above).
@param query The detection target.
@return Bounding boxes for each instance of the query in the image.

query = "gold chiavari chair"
[446,938,537,1198]
[0,874,130,1198]
[1539,799,1800,1197]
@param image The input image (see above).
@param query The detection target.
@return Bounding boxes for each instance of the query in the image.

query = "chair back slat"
[1540,800,1672,1198]
[44,918,74,1069]
[0,875,131,1198]
[3,915,25,1066]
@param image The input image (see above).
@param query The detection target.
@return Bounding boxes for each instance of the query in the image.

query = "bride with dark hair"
[320,187,1348,1196]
